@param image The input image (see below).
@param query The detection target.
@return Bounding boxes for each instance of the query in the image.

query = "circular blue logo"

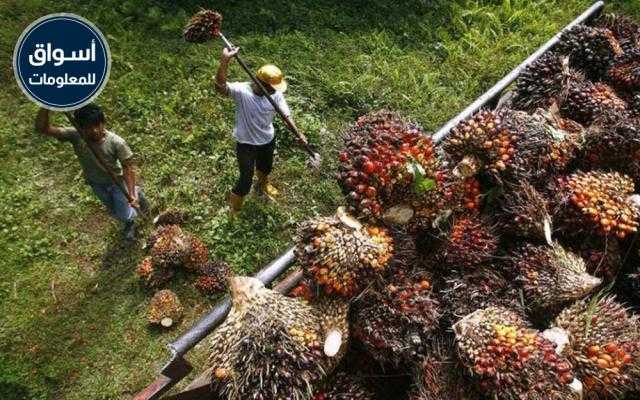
[13,13,111,111]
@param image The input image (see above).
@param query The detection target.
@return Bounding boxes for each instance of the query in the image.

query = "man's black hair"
[74,104,105,129]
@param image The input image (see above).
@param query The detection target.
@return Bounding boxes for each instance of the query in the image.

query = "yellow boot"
[228,192,244,217]
[255,171,279,202]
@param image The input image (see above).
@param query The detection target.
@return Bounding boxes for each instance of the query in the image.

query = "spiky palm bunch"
[183,9,222,43]
[208,277,348,400]
[510,243,601,315]
[408,338,479,400]
[582,112,640,179]
[443,216,498,269]
[552,295,640,398]
[556,24,623,80]
[454,306,579,400]
[312,372,375,400]
[136,256,174,289]
[554,171,639,239]
[148,224,189,268]
[147,289,183,327]
[337,110,439,220]
[497,182,552,242]
[352,268,441,366]
[513,52,569,111]
[595,13,640,44]
[441,266,523,323]
[295,212,393,298]
[195,260,231,295]
[608,50,640,91]
[561,80,628,124]
[568,237,622,283]
[442,110,516,178]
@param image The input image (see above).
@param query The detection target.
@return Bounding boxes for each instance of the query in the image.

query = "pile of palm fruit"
[199,11,640,400]
[136,210,231,328]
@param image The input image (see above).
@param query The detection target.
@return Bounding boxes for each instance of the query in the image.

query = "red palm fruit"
[443,216,498,269]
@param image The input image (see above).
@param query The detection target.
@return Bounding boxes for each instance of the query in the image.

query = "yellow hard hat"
[256,64,287,92]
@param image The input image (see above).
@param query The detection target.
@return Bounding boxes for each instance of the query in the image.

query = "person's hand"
[221,46,239,61]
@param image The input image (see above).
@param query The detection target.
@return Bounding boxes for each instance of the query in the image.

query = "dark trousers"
[232,138,276,196]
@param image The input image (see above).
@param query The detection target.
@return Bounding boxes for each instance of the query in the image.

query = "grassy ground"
[1,0,639,399]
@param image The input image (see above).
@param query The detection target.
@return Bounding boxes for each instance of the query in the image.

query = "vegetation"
[0,0,638,399]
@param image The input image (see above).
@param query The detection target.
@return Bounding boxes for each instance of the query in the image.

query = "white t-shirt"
[227,82,291,145]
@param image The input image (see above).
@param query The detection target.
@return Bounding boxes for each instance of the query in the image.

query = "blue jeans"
[89,183,145,224]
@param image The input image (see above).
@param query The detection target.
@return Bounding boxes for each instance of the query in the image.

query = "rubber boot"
[123,220,136,241]
[255,170,278,202]
[228,192,245,218]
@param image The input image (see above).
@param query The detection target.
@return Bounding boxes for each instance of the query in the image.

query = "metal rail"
[133,2,605,399]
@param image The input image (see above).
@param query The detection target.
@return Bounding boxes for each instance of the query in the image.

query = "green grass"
[1,0,638,399]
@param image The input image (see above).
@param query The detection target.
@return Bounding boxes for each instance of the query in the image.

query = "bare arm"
[35,108,67,139]
[214,47,239,96]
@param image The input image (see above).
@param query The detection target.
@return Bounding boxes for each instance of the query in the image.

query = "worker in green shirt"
[35,104,148,240]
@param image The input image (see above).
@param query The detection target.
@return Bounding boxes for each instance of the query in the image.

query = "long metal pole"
[431,0,605,143]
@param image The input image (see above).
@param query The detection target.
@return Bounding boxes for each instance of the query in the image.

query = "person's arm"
[215,47,240,96]
[35,108,69,140]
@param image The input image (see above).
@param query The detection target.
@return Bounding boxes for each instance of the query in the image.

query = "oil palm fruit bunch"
[537,105,585,172]
[312,372,375,400]
[153,208,187,227]
[408,338,480,400]
[453,306,580,400]
[513,52,568,112]
[207,277,348,400]
[554,171,639,239]
[337,110,438,220]
[147,289,183,328]
[608,50,640,91]
[183,9,222,43]
[408,168,482,232]
[556,24,623,80]
[622,266,640,306]
[562,79,628,124]
[136,256,174,289]
[501,110,566,184]
[288,275,320,302]
[442,109,516,178]
[194,260,231,295]
[183,234,209,272]
[510,242,601,316]
[295,209,393,298]
[551,295,640,398]
[441,266,523,324]
[582,112,640,178]
[497,182,552,243]
[352,268,441,366]
[148,224,189,268]
[595,13,640,45]
[443,216,498,269]
[568,238,622,283]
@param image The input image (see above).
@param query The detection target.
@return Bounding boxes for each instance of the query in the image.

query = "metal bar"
[431,0,605,144]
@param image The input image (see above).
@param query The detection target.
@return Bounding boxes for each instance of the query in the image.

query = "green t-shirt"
[58,127,133,184]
